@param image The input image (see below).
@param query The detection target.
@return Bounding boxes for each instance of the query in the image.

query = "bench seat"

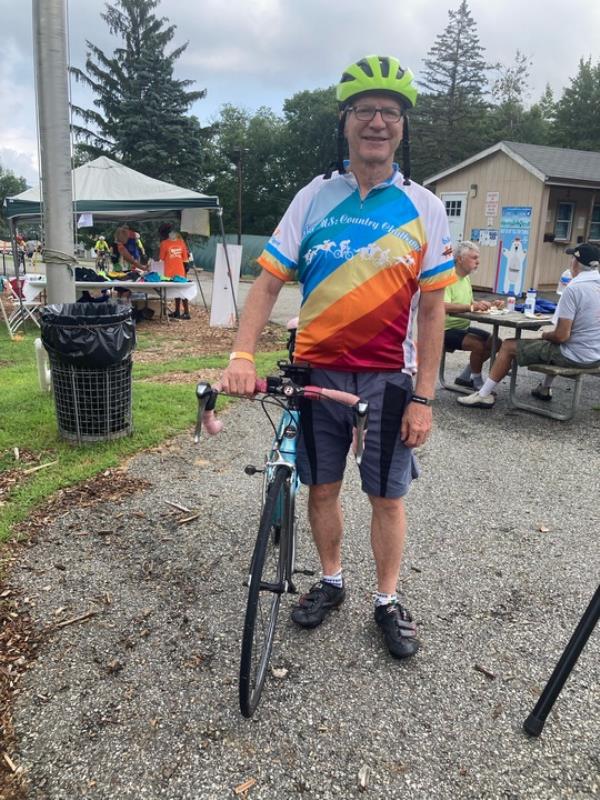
[508,363,600,421]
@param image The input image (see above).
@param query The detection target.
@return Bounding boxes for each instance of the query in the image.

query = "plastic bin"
[40,303,136,443]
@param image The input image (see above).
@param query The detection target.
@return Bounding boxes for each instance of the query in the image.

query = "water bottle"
[524,288,537,317]
[506,292,516,313]
[556,270,572,295]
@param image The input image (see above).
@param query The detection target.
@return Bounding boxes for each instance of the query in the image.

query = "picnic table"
[444,308,554,399]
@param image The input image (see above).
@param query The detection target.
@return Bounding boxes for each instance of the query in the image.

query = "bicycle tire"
[239,465,292,717]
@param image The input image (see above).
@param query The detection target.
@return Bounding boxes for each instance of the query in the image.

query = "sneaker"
[168,310,181,319]
[181,312,191,320]
[374,601,420,659]
[291,580,345,629]
[457,390,495,408]
[454,376,474,388]
[531,383,552,402]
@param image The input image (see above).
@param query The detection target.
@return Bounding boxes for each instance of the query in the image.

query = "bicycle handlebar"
[194,378,369,464]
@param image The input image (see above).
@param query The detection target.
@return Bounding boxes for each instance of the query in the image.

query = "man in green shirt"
[444,241,502,390]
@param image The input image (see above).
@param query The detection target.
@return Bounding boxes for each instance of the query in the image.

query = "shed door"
[441,192,467,245]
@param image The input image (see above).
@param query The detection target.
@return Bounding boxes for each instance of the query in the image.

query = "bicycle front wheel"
[239,465,292,717]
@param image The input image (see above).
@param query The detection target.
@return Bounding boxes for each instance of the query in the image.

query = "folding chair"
[0,277,41,339]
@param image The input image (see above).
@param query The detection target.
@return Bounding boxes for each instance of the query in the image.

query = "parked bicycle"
[194,359,368,717]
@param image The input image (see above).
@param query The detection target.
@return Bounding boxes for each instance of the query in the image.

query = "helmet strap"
[401,114,411,185]
[324,111,348,180]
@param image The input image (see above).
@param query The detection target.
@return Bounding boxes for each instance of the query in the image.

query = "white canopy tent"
[5,155,219,225]
[4,156,239,319]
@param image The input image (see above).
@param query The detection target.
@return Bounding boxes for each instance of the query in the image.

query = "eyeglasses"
[348,105,403,123]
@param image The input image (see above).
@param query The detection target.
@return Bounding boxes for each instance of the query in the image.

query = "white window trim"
[554,202,574,242]
[589,203,600,242]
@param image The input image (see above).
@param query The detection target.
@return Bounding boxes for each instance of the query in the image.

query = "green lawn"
[0,324,285,544]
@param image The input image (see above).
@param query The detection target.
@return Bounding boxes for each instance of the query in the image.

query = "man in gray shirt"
[458,242,600,408]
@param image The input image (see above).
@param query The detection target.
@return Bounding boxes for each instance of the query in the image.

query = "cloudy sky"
[2,0,599,185]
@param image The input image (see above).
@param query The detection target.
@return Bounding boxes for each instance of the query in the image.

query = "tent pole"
[217,208,239,322]
[33,0,76,303]
[9,219,25,317]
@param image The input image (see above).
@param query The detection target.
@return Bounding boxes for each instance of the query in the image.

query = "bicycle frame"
[264,407,300,532]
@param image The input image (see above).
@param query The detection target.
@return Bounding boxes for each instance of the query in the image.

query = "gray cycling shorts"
[296,368,420,499]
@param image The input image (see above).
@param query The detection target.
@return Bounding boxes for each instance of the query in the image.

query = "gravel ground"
[8,352,600,800]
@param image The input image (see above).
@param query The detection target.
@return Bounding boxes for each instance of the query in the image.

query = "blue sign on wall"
[495,207,532,295]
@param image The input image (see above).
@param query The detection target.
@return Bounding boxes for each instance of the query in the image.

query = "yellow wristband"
[229,351,255,363]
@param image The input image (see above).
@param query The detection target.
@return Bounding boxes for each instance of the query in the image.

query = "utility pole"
[232,146,249,246]
[32,0,76,303]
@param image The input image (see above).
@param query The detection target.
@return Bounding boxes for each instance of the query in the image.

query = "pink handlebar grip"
[303,385,360,407]
[202,410,224,435]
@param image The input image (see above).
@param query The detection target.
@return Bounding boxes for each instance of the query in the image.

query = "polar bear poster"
[501,236,527,294]
[495,207,533,294]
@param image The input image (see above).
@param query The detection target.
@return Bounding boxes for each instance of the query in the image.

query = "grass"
[0,323,286,544]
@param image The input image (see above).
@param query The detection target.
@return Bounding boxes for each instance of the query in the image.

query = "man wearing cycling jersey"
[221,55,454,660]
[94,235,110,267]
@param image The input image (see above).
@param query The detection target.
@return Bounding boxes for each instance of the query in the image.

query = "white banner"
[210,243,242,327]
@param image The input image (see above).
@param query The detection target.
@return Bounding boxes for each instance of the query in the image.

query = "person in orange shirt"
[159,231,191,319]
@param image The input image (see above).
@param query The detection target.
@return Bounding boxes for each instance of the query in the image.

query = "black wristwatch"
[410,394,433,406]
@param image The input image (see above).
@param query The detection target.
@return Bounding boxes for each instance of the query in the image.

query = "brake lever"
[352,400,369,465]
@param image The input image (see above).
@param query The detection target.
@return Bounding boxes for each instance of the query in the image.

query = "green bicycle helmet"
[336,55,417,109]
[325,55,416,184]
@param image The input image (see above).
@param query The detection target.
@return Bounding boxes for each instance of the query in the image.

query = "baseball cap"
[565,242,600,266]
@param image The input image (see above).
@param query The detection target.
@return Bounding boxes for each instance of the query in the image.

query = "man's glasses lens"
[352,106,402,122]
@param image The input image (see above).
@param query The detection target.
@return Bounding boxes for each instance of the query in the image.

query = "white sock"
[322,569,343,588]
[542,375,554,389]
[374,591,398,607]
[478,378,498,398]
[458,365,471,380]
[471,372,483,389]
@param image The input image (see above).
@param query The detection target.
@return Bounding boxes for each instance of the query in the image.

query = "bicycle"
[194,359,368,717]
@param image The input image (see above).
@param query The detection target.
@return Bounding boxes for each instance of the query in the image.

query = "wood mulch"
[133,307,287,365]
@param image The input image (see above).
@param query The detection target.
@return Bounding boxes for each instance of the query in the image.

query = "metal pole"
[32,0,76,303]
[236,150,242,246]
[523,584,599,737]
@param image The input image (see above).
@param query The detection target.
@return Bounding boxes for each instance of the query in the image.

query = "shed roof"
[424,141,600,187]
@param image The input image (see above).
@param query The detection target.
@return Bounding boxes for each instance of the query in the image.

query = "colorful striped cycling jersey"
[257,166,455,372]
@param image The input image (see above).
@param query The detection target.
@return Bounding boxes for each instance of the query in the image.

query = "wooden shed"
[424,141,600,293]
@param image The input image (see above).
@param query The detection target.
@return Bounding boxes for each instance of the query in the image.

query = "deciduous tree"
[0,165,27,237]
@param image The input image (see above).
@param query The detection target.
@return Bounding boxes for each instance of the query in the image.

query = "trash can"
[40,303,136,443]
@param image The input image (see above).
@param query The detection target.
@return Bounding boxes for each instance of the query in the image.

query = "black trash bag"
[40,302,136,368]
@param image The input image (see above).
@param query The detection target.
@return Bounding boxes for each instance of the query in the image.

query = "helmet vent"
[395,66,406,79]
[379,57,390,78]
[356,58,374,77]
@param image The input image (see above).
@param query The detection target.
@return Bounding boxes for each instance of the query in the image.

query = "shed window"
[589,204,600,241]
[554,202,574,241]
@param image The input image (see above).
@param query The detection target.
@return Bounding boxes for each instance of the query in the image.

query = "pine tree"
[551,58,600,151]
[487,50,532,140]
[71,0,207,187]
[537,84,557,128]
[411,0,490,180]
